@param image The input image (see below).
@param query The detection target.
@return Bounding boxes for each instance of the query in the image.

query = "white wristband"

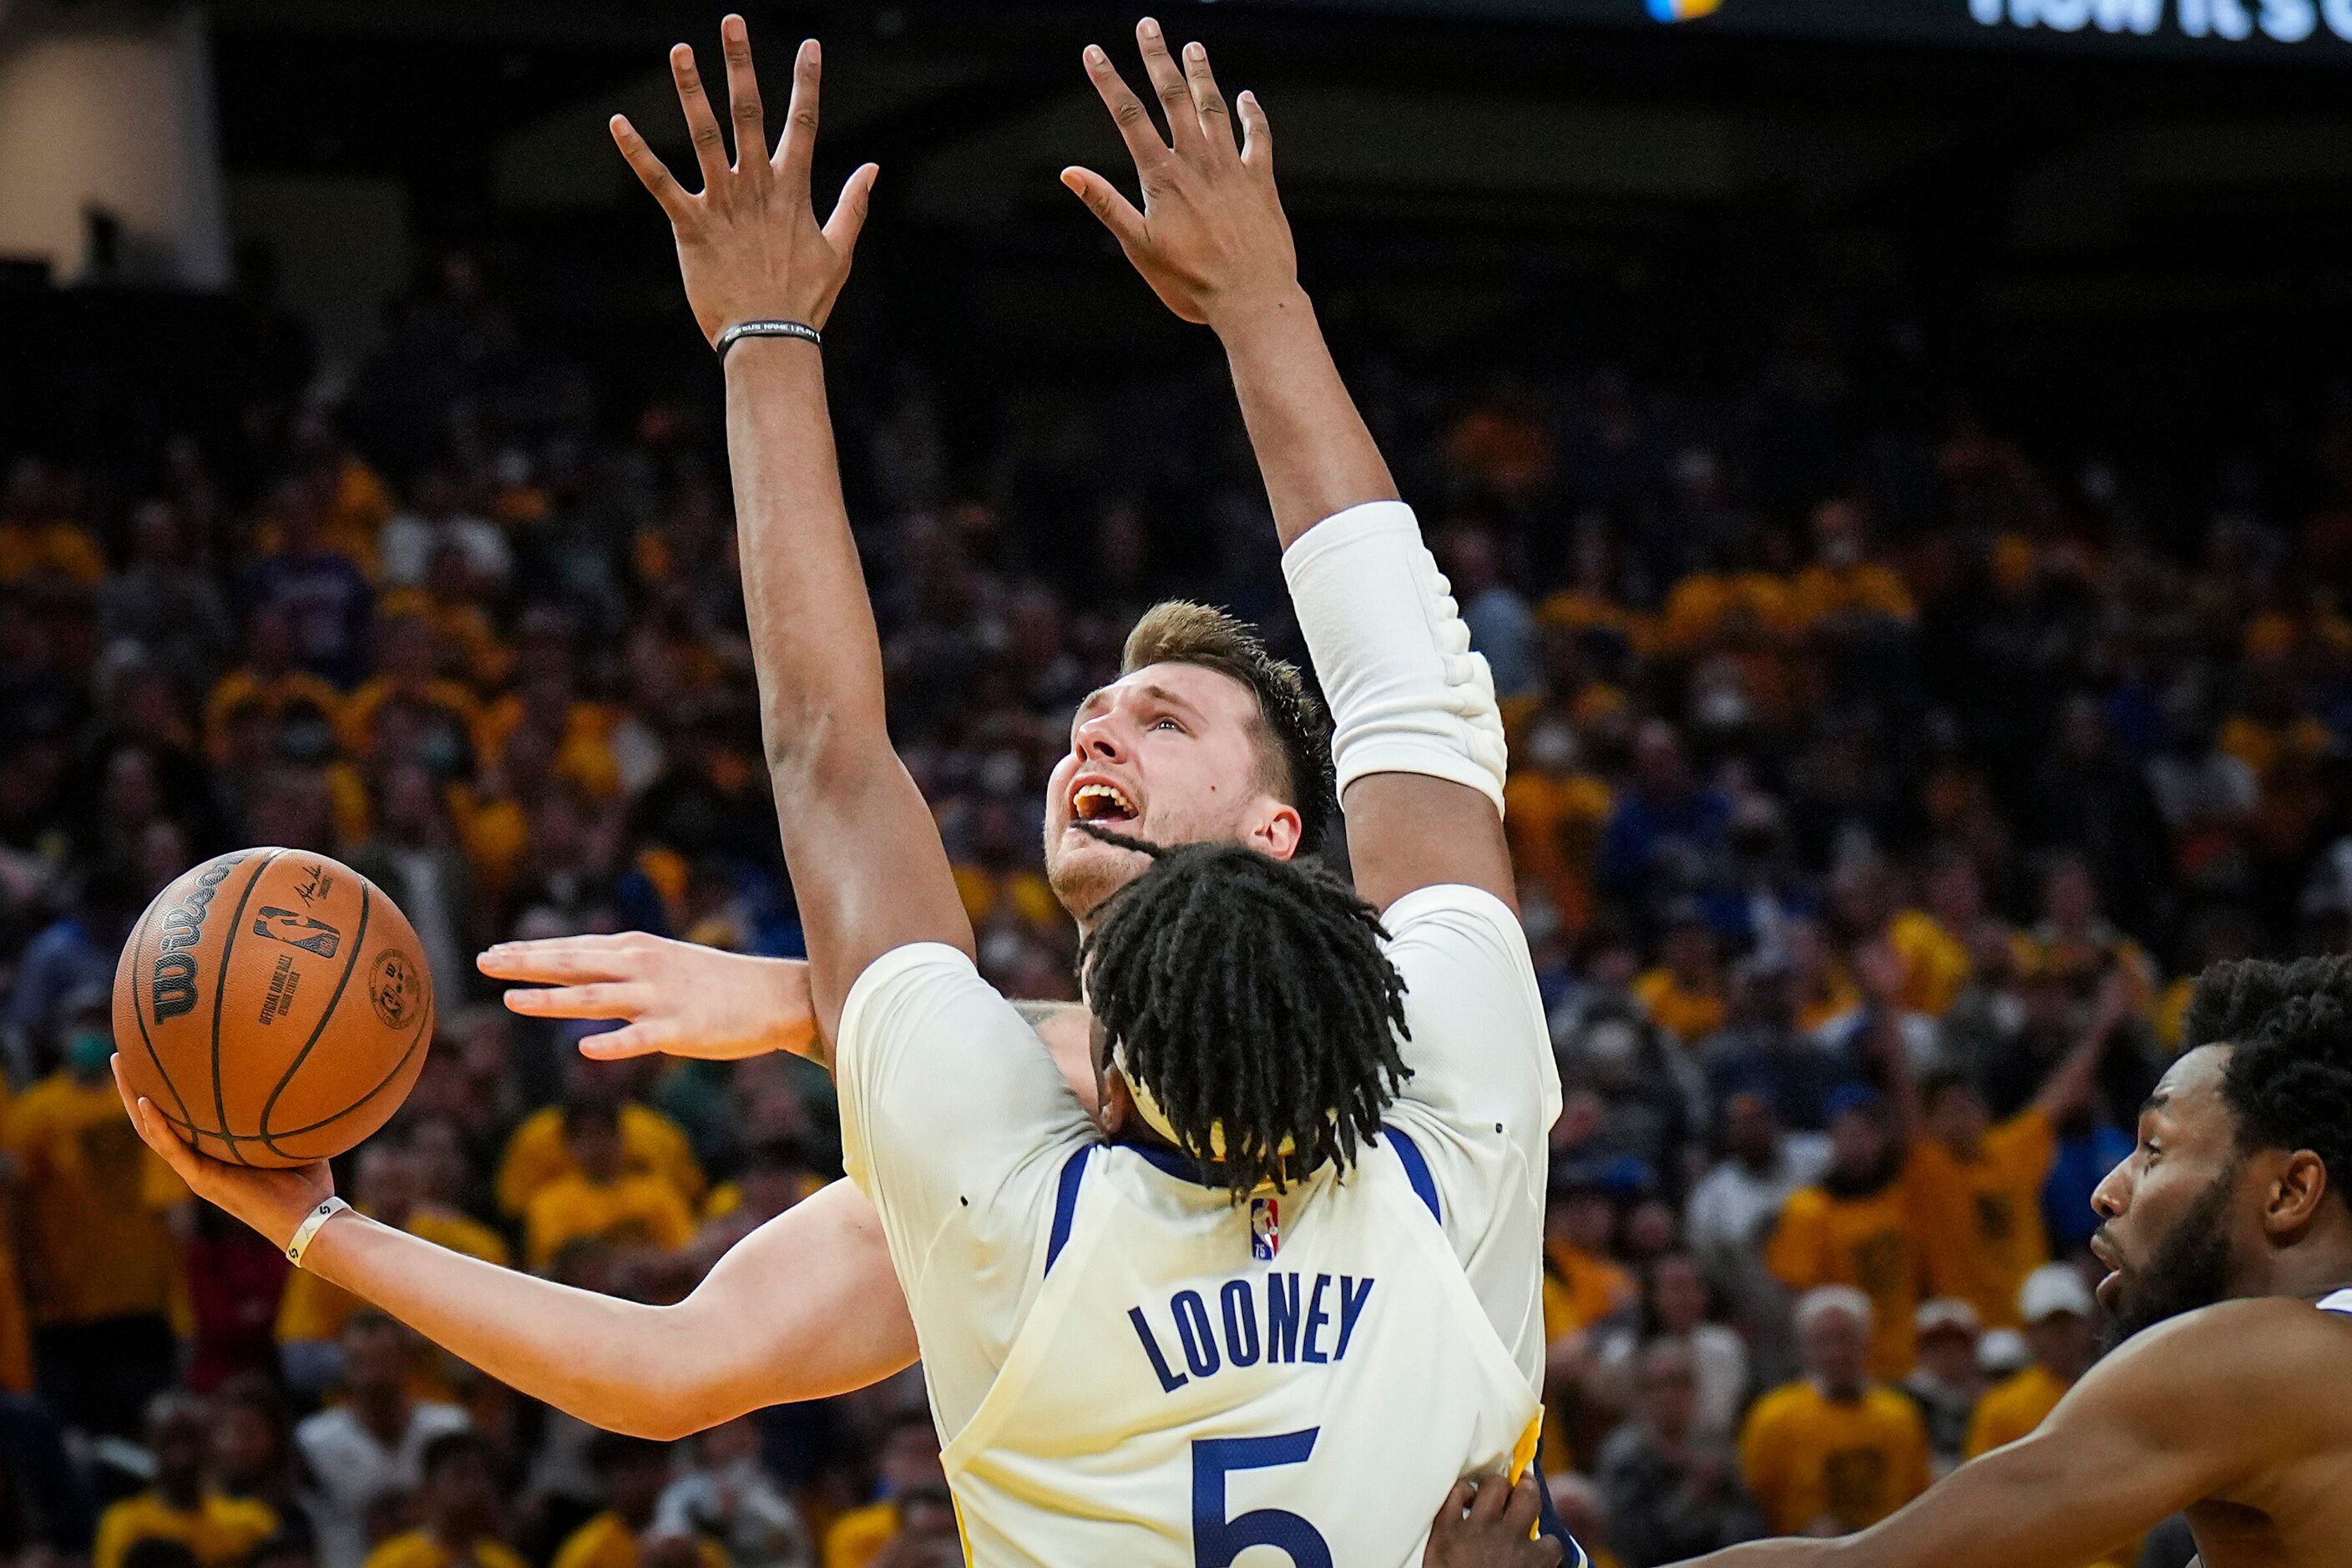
[1281,499,1509,815]
[285,1196,352,1267]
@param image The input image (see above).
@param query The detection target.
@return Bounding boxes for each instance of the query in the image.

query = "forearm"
[302,1213,717,1439]
[1216,289,1396,547]
[725,341,888,770]
[301,1178,918,1438]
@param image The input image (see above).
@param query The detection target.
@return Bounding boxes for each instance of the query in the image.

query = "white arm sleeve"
[1279,499,1509,813]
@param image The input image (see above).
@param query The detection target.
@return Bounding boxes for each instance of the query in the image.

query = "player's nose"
[1074,710,1128,763]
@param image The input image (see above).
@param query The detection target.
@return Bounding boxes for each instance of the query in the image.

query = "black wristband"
[717,320,822,357]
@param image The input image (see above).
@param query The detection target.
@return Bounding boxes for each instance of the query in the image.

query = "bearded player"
[1641,956,2352,1568]
[119,17,1576,1566]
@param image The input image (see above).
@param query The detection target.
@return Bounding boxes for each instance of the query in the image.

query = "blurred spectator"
[1965,1266,2131,1568]
[1595,1339,1767,1565]
[1964,1265,2102,1460]
[821,1409,942,1568]
[1590,1256,1748,1449]
[99,501,237,692]
[210,1376,319,1544]
[294,1316,470,1568]
[7,988,178,1435]
[654,1418,812,1568]
[1763,1088,1929,1382]
[1738,1287,1930,1537]
[554,1434,721,1568]
[497,1071,704,1223]
[521,1101,695,1274]
[94,1393,279,1568]
[1900,1299,1984,1478]
[360,1429,523,1568]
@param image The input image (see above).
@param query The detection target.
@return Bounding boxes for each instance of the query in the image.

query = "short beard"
[2102,1159,2241,1351]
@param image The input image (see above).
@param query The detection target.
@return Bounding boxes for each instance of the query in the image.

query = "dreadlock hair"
[1075,822,1410,1197]
[2183,954,2352,1209]
[1122,602,1339,854]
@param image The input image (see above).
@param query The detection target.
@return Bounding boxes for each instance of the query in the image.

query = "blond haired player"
[120,16,1581,1566]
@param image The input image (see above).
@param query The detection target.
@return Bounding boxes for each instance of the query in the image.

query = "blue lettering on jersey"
[1128,1273,1377,1393]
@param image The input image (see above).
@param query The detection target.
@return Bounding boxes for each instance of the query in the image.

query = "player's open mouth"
[1071,780,1139,823]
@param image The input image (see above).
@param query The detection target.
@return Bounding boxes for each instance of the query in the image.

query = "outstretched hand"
[1063,18,1297,329]
[478,933,819,1062]
[611,14,878,346]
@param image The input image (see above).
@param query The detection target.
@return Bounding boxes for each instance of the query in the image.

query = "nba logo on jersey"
[1250,1196,1279,1260]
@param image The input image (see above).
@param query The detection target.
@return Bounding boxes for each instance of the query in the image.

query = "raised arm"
[1669,1298,2325,1568]
[613,18,968,1043]
[1065,20,1513,913]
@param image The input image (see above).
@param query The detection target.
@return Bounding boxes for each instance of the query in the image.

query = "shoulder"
[1746,1381,1813,1425]
[215,1495,279,1530]
[1778,1186,1830,1222]
[1866,1385,1929,1432]
[620,1103,690,1148]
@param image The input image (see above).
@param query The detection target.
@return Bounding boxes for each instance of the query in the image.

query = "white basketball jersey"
[2319,1288,2352,1318]
[940,1129,1543,1568]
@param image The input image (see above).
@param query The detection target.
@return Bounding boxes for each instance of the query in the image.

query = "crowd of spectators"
[1,236,2348,1568]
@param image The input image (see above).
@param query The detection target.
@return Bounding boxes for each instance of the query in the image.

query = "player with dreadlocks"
[125,19,1573,1567]
[1659,954,2352,1568]
[1073,825,1412,1196]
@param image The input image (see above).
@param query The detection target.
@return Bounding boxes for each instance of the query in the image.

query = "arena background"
[0,2,2348,1566]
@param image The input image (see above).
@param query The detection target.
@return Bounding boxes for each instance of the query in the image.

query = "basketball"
[112,848,433,1168]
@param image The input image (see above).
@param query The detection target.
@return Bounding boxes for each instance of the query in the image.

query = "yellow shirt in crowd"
[820,1502,898,1568]
[1886,909,1970,1018]
[1739,1380,1930,1537]
[1967,1366,2134,1568]
[6,1074,179,1326]
[364,1530,530,1568]
[1541,1241,1638,1343]
[94,1492,278,1568]
[1632,969,1728,1044]
[525,1171,697,1272]
[552,1514,726,1568]
[0,519,107,587]
[1766,1176,1929,1382]
[279,1208,510,1343]
[496,1105,705,1219]
[1909,1108,2057,1330]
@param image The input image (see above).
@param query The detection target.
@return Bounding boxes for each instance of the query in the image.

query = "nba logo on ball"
[1251,1197,1280,1261]
[1647,0,1722,18]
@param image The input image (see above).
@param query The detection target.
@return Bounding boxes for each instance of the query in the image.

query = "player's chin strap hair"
[1074,822,1412,1197]
[1279,500,1508,816]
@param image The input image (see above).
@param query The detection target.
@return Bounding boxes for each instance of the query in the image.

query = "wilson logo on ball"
[149,852,248,1021]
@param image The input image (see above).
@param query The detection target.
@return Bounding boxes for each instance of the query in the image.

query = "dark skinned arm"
[1063,19,1515,914]
[1669,1298,2329,1568]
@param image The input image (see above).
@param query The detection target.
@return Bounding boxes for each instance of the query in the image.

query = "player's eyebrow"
[1130,683,1204,721]
[2139,1090,2170,1121]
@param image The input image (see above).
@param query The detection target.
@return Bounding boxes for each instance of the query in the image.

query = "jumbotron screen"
[1217,0,2352,58]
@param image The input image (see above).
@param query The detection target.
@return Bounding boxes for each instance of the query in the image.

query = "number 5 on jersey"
[1192,1428,1332,1568]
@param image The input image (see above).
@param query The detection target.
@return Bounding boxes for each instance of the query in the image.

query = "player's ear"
[2263,1148,2333,1237]
[1097,1066,1134,1138]
[1248,799,1302,862]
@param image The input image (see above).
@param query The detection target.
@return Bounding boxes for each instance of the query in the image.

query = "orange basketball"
[112,848,433,1168]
